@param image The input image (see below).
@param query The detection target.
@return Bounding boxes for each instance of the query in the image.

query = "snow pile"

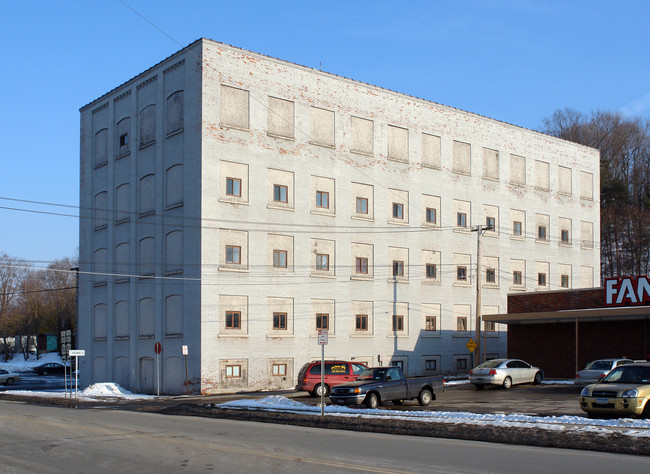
[216,395,650,437]
[2,383,156,401]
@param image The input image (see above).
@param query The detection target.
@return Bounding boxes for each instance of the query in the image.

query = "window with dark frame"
[356,197,368,214]
[273,312,287,330]
[538,225,547,240]
[425,316,437,331]
[392,260,404,277]
[486,216,495,231]
[273,250,287,268]
[316,253,329,271]
[457,266,467,281]
[316,313,329,330]
[513,270,523,285]
[425,359,437,371]
[392,202,404,219]
[226,311,241,329]
[316,190,329,209]
[484,321,496,332]
[392,315,404,331]
[561,229,569,243]
[456,359,467,370]
[513,220,522,236]
[273,184,288,203]
[225,245,241,264]
[119,133,128,148]
[226,177,241,197]
[355,314,368,331]
[538,272,547,286]
[355,257,368,274]
[486,268,496,283]
[426,263,437,279]
[457,212,467,227]
[457,317,467,331]
[561,274,570,288]
[226,365,241,377]
[272,363,287,376]
[426,207,437,224]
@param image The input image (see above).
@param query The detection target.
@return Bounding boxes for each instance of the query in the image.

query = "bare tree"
[0,253,25,361]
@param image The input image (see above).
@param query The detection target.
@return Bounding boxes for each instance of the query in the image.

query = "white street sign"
[69,349,85,356]
[318,329,328,345]
[182,345,188,355]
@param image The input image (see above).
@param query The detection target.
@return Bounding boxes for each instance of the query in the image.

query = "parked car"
[580,362,650,418]
[0,369,20,385]
[469,358,543,390]
[574,358,635,386]
[329,366,445,408]
[31,362,72,376]
[296,361,368,397]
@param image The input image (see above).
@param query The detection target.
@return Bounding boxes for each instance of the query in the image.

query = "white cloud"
[620,92,650,117]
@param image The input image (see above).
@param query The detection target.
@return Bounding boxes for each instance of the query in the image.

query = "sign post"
[154,342,162,396]
[61,330,71,398]
[69,349,85,399]
[182,345,189,395]
[318,329,328,417]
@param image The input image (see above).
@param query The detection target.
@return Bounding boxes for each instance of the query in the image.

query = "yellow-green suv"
[580,363,650,418]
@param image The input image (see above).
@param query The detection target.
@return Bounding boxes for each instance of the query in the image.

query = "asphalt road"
[0,400,647,473]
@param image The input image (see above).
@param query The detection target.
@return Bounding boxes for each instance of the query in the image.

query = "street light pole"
[471,224,491,367]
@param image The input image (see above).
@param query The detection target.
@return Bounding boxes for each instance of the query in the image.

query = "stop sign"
[154,342,162,354]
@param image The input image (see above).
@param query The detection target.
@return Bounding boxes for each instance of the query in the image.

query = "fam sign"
[604,276,650,307]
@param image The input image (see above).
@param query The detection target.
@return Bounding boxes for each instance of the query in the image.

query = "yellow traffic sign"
[466,339,477,352]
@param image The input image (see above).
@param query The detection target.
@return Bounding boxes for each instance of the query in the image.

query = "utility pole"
[471,224,491,367]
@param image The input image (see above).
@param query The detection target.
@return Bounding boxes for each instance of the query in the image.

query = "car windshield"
[585,360,613,371]
[357,368,388,380]
[601,366,650,384]
[477,360,504,369]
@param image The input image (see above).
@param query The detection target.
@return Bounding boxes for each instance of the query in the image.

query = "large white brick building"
[79,39,600,394]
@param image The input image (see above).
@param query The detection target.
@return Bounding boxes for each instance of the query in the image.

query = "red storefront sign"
[604,276,650,307]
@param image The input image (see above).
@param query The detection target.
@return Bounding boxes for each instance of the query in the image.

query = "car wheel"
[418,389,433,406]
[314,383,330,398]
[364,392,379,409]
[42,370,48,376]
[643,401,650,419]
[533,372,542,385]
[5,378,15,385]
[502,376,512,390]
[474,384,485,390]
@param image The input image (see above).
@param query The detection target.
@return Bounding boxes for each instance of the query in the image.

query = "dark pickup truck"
[329,366,445,408]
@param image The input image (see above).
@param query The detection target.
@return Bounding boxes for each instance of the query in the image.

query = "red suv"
[296,360,368,397]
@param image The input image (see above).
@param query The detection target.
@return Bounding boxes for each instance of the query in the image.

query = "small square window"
[457,266,467,281]
[273,312,287,330]
[513,221,522,236]
[226,365,241,377]
[426,208,437,224]
[513,270,522,285]
[457,317,467,331]
[457,212,467,228]
[316,190,329,209]
[355,314,368,331]
[226,311,241,329]
[226,245,241,264]
[426,264,437,279]
[561,229,569,243]
[316,313,329,329]
[538,272,547,286]
[484,321,496,332]
[226,177,241,197]
[392,260,404,277]
[561,274,570,288]
[486,268,496,283]
[272,363,287,376]
[119,133,128,147]
[392,203,404,219]
[273,250,287,268]
[355,257,368,274]
[392,315,404,331]
[356,197,368,214]
[486,216,495,231]
[425,316,437,331]
[273,184,288,203]
[456,359,467,370]
[538,225,547,240]
[316,254,329,271]
[425,359,437,371]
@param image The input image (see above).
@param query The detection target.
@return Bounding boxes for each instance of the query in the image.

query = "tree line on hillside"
[541,109,650,279]
[0,253,77,362]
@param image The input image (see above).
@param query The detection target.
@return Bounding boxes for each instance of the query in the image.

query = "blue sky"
[1,0,649,264]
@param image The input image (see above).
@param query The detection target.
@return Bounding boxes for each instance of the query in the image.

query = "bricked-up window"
[486,216,495,231]
[356,257,368,274]
[561,274,570,288]
[538,272,547,286]
[140,105,156,147]
[166,90,184,135]
[220,85,249,130]
[392,203,404,219]
[226,178,241,197]
[272,363,287,376]
[426,359,437,370]
[316,191,329,209]
[425,316,437,331]
[393,261,404,277]
[356,197,368,214]
[355,314,368,331]
[392,315,404,331]
[273,312,287,330]
[273,184,288,203]
[538,225,547,240]
[226,365,241,378]
[513,221,522,236]
[426,208,437,224]
[457,359,468,370]
[513,271,522,285]
[316,313,329,329]
[486,268,496,283]
[226,246,241,264]
[316,254,329,271]
[457,317,468,331]
[457,266,467,281]
[457,212,467,228]
[426,264,437,279]
[273,250,287,268]
[484,321,496,332]
[226,311,241,329]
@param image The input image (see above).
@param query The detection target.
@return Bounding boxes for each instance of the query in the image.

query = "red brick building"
[485,287,650,378]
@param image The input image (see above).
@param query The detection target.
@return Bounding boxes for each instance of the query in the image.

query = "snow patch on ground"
[1,352,65,372]
[2,383,156,401]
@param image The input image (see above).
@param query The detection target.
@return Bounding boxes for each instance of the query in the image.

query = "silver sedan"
[0,369,21,385]
[574,358,634,386]
[469,358,543,390]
